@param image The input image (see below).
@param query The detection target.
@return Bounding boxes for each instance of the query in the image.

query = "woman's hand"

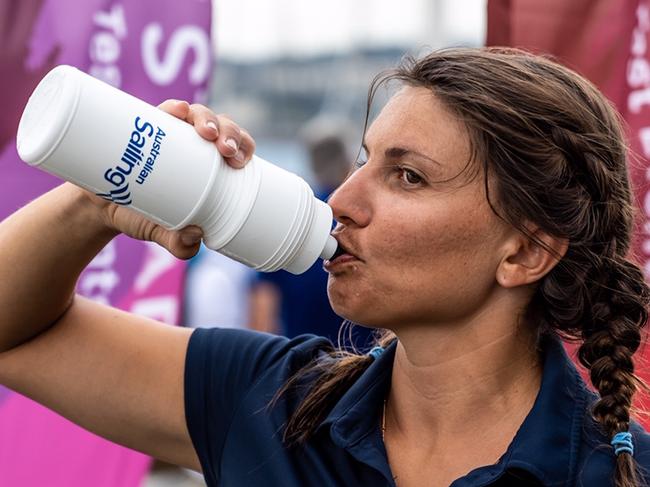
[84,100,256,260]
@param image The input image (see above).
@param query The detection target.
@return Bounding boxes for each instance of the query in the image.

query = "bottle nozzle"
[320,235,338,260]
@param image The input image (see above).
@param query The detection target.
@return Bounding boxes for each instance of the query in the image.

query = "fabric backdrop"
[0,1,212,485]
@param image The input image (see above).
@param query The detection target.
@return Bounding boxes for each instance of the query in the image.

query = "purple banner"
[0,0,212,485]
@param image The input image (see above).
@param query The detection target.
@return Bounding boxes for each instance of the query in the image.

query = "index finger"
[157,99,190,119]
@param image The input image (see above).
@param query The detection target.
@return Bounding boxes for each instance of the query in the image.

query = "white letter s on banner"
[141,23,210,86]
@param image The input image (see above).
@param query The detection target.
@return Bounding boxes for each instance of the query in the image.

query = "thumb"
[152,225,203,260]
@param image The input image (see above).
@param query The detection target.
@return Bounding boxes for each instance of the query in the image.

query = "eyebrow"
[362,142,442,167]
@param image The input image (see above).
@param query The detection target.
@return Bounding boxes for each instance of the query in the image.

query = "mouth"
[330,244,347,260]
[323,235,361,271]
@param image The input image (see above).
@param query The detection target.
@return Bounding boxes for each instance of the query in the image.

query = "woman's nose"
[327,167,372,228]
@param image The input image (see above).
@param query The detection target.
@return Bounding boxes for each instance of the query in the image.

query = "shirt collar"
[318,334,589,486]
[316,340,397,483]
[318,340,396,445]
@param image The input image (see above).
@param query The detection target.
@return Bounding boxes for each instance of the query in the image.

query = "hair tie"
[611,432,634,456]
[368,346,384,360]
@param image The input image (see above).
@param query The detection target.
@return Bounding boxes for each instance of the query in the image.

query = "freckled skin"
[327,87,513,330]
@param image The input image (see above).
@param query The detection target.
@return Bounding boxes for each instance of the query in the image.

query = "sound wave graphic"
[96,183,132,206]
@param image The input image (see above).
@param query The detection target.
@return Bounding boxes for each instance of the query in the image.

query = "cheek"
[371,208,488,269]
[327,195,505,325]
[368,209,500,316]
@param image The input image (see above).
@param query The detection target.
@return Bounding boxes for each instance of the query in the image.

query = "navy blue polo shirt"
[184,328,650,486]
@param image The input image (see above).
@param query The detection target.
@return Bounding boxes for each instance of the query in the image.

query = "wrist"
[63,183,121,241]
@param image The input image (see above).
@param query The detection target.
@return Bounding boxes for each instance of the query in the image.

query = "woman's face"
[325,86,514,329]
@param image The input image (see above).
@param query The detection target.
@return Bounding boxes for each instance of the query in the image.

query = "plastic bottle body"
[16,65,336,274]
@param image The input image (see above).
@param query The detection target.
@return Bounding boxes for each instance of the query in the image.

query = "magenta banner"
[0,0,212,485]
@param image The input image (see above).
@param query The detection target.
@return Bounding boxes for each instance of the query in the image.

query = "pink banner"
[0,0,212,485]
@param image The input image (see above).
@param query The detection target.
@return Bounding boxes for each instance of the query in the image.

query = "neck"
[385,298,543,455]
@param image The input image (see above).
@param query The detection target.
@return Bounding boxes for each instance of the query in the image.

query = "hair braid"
[578,259,648,487]
[529,121,650,486]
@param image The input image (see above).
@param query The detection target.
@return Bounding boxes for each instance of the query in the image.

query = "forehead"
[365,86,471,167]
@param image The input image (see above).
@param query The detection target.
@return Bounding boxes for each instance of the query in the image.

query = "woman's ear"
[497,226,568,289]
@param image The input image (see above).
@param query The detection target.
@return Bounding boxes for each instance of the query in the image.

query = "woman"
[0,47,648,487]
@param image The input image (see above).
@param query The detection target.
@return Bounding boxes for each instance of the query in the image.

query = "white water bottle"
[16,65,338,274]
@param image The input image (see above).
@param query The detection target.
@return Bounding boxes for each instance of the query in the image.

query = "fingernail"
[225,138,238,152]
[234,150,245,164]
[181,230,202,246]
[206,120,217,131]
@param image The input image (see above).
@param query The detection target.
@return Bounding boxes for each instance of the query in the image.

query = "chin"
[327,277,392,326]
[329,298,387,329]
[329,297,363,324]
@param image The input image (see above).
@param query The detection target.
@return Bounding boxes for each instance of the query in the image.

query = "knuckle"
[222,125,242,141]
[189,103,213,119]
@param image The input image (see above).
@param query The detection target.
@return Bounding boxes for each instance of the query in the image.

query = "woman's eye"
[399,166,423,185]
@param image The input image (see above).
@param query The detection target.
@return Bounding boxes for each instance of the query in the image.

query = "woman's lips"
[323,244,361,271]
[329,243,347,260]
[328,253,357,265]
[323,254,359,272]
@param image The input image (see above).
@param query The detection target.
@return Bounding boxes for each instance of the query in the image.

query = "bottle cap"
[17,65,81,166]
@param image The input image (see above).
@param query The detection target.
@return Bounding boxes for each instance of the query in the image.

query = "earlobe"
[497,228,568,288]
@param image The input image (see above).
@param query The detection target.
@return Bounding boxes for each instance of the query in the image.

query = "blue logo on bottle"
[96,181,132,205]
[96,115,165,205]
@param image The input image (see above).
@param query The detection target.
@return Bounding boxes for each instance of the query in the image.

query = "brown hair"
[276,47,650,487]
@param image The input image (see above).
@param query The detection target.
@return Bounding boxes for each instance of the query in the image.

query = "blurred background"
[2,0,650,486]
[209,0,486,181]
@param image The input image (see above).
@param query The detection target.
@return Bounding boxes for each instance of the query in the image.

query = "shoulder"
[186,327,333,383]
[188,326,332,354]
[184,328,334,482]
